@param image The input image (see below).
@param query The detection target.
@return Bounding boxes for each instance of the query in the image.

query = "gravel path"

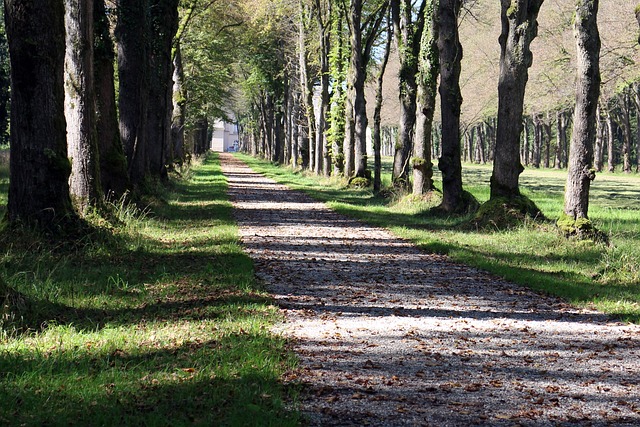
[220,154,640,426]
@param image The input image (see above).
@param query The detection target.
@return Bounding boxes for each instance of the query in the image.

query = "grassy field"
[236,153,640,323]
[0,154,300,426]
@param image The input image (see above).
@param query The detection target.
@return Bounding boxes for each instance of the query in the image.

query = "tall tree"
[391,0,426,189]
[412,0,438,196]
[344,0,388,179]
[563,0,600,225]
[94,0,129,198]
[490,0,544,200]
[437,0,469,213]
[314,0,332,176]
[0,6,9,146]
[373,11,392,193]
[65,0,103,213]
[5,0,76,226]
[145,0,180,182]
[116,0,149,189]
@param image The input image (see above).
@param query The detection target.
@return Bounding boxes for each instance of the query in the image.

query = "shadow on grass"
[0,153,301,425]
[0,331,299,426]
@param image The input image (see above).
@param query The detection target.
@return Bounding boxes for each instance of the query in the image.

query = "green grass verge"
[0,153,300,426]
[235,153,640,323]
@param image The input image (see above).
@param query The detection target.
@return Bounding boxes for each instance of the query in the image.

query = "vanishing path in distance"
[220,153,640,426]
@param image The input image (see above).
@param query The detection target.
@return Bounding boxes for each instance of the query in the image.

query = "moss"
[557,213,608,243]
[472,195,544,230]
[348,176,371,189]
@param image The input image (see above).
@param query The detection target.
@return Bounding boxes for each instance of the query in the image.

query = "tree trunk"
[605,108,615,172]
[413,0,438,196]
[171,43,186,166]
[533,114,542,168]
[315,0,332,176]
[95,0,129,198]
[116,0,148,189]
[522,117,530,166]
[543,114,551,168]
[145,0,179,182]
[491,0,544,199]
[620,91,632,173]
[391,0,427,189]
[564,0,600,221]
[5,0,76,226]
[554,110,565,169]
[347,0,367,179]
[298,4,316,172]
[594,105,604,172]
[437,0,466,212]
[64,0,103,214]
[373,14,392,194]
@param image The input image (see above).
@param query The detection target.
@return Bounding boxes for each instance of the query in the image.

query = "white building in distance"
[211,119,239,152]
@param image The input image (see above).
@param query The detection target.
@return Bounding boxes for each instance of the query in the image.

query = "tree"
[116,0,149,189]
[390,0,426,189]
[94,0,129,198]
[313,0,332,176]
[491,0,544,200]
[373,11,392,193]
[344,0,388,180]
[5,0,76,227]
[145,0,180,182]
[412,0,438,196]
[562,0,600,229]
[0,6,9,146]
[437,0,473,213]
[65,0,103,213]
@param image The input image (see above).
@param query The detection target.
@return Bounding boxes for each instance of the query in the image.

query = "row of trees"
[236,0,608,228]
[2,0,240,231]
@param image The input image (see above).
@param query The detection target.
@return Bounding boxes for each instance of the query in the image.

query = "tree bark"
[95,0,129,198]
[373,13,392,194]
[564,0,600,220]
[605,108,615,172]
[171,43,186,166]
[594,105,604,172]
[391,0,427,189]
[5,0,76,226]
[491,0,544,199]
[65,0,103,213]
[145,0,179,182]
[314,0,332,176]
[437,0,466,212]
[298,5,316,172]
[116,0,149,189]
[413,0,438,196]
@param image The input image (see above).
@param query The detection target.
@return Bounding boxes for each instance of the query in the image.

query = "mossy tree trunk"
[65,0,103,214]
[413,0,438,196]
[95,0,129,199]
[490,0,544,199]
[563,0,600,222]
[391,0,427,189]
[5,0,77,227]
[437,0,467,213]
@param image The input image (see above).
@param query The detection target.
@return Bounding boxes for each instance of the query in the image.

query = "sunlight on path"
[220,153,640,426]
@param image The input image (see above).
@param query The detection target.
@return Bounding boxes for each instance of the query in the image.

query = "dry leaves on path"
[220,153,640,426]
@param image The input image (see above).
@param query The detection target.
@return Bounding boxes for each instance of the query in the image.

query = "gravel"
[221,154,640,426]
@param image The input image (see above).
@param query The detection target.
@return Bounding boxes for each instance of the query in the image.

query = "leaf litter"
[221,154,640,426]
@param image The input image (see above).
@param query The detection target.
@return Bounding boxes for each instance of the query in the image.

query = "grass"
[0,153,300,426]
[235,153,640,323]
